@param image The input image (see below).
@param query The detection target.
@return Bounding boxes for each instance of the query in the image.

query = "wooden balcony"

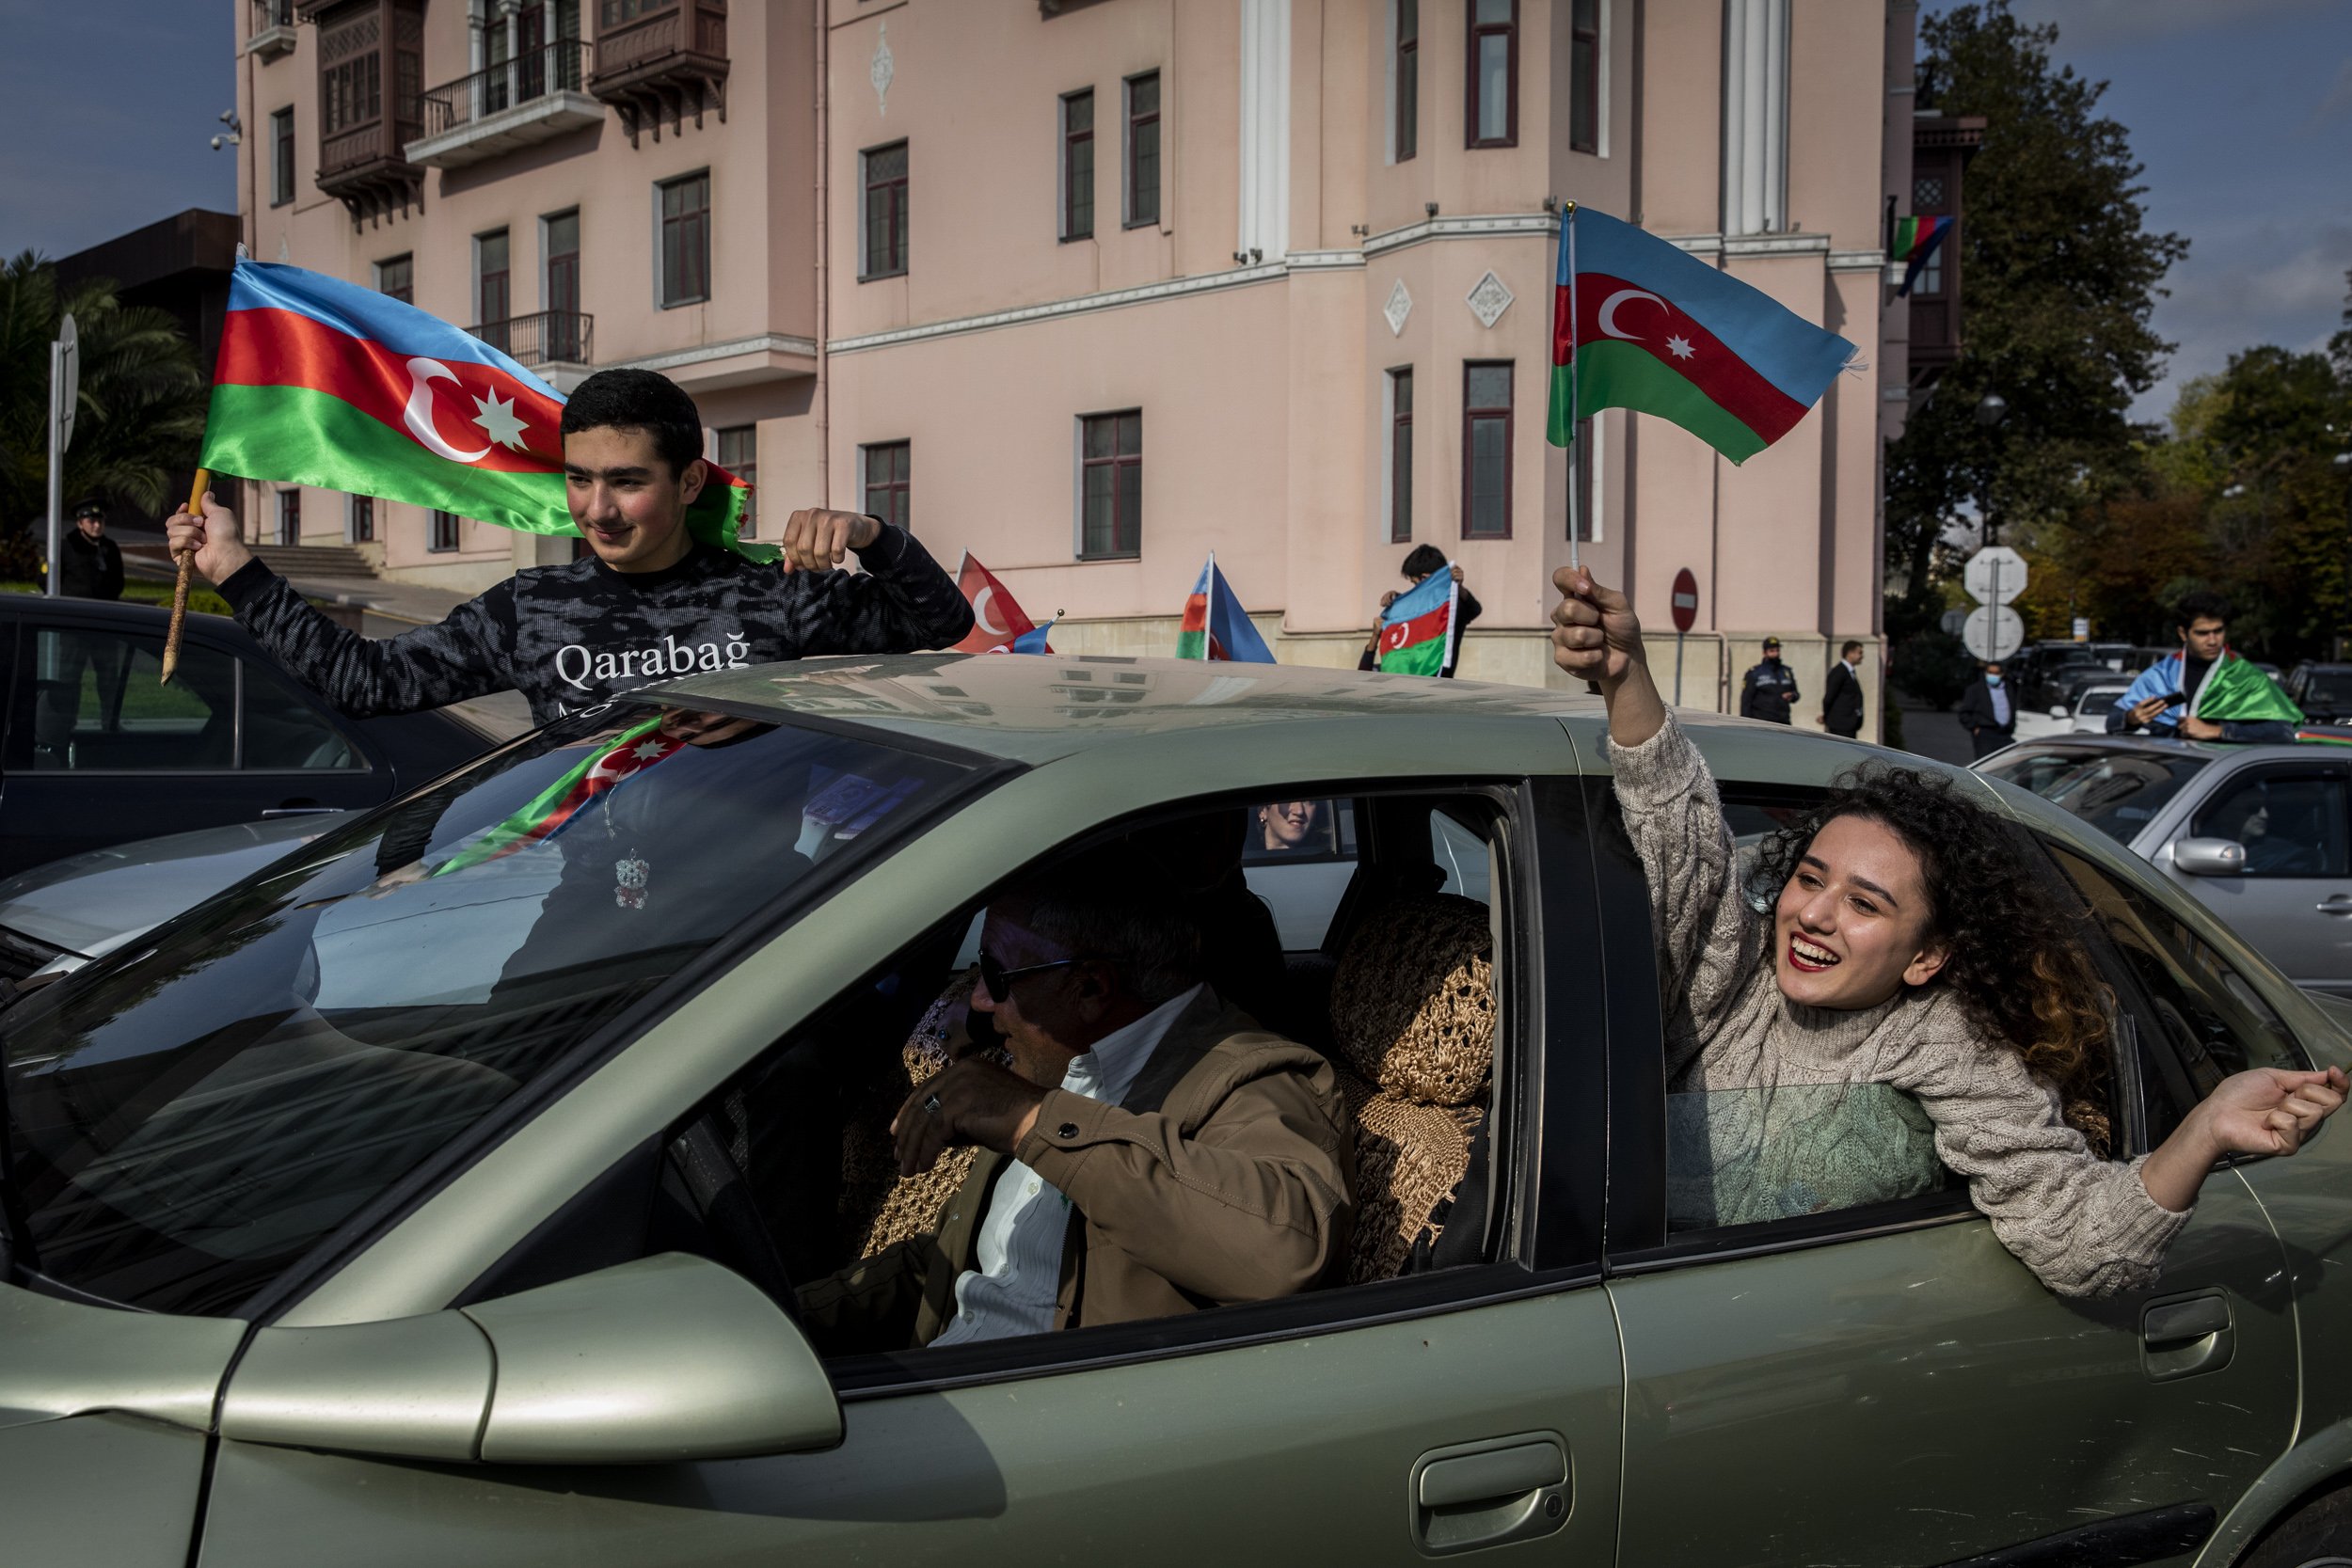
[318,119,425,226]
[305,0,425,227]
[409,39,601,169]
[588,0,728,148]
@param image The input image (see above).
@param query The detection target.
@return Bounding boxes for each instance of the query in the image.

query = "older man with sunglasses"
[797,851,1355,1352]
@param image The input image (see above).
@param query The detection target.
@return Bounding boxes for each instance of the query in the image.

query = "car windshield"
[1978,746,2210,844]
[1,702,986,1315]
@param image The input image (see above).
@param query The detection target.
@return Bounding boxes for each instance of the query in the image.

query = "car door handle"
[2316,895,2352,915]
[1411,1434,1570,1556]
[2142,1291,2233,1382]
[261,806,344,819]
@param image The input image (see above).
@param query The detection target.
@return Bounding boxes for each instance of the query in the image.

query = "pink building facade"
[235,0,1899,730]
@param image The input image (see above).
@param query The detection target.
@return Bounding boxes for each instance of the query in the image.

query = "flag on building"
[1176,553,1275,663]
[2190,652,2303,725]
[1373,565,1459,677]
[953,552,1043,653]
[202,261,757,556]
[1889,214,1953,298]
[432,716,682,878]
[1548,207,1857,465]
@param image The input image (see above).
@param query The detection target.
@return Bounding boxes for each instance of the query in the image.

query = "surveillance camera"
[210,135,225,150]
[219,109,235,124]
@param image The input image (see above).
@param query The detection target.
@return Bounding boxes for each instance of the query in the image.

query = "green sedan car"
[5,655,2352,1568]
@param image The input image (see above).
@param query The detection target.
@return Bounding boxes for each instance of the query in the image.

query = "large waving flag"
[2190,651,2302,725]
[1373,566,1459,677]
[953,552,1042,653]
[1549,207,1856,465]
[203,261,759,556]
[1176,553,1275,663]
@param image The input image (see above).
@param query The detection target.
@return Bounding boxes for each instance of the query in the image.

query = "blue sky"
[1,0,2344,427]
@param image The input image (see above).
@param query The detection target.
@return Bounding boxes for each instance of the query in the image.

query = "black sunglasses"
[977,947,1086,1001]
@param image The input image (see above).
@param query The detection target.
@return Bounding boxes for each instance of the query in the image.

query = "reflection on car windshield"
[2,704,982,1315]
[1979,747,2210,844]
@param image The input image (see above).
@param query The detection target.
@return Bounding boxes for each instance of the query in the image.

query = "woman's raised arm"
[1550,566,1667,748]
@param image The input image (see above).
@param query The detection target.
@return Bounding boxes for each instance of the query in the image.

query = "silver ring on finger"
[923,1093,944,1117]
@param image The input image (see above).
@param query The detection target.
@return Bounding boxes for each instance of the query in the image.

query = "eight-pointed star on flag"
[630,738,670,761]
[471,390,531,451]
[1665,334,1695,360]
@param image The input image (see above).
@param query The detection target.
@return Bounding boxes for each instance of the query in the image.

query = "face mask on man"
[1986,674,2003,688]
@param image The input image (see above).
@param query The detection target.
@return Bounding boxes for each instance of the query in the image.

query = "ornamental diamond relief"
[871,22,895,115]
[1465,271,1514,329]
[1383,278,1413,337]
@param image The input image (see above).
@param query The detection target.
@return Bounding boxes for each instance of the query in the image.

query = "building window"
[1569,0,1600,153]
[862,141,909,279]
[475,229,511,351]
[1079,411,1142,560]
[1060,90,1094,241]
[276,487,300,546]
[1125,72,1160,228]
[659,171,711,308]
[544,209,582,358]
[863,440,912,533]
[716,424,758,537]
[1722,0,1790,235]
[1462,362,1513,540]
[1394,0,1418,162]
[322,50,381,135]
[1466,0,1518,149]
[375,254,413,303]
[347,495,374,545]
[270,107,294,206]
[429,510,463,552]
[1388,368,1413,543]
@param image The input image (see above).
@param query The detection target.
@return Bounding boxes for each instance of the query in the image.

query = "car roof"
[1990,732,2324,764]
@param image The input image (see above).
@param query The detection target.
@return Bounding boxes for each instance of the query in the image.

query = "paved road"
[1891,692,1974,769]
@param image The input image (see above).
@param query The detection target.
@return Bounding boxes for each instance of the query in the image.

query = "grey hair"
[997,853,1204,1005]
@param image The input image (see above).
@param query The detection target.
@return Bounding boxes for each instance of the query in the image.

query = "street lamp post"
[1975,392,2009,548]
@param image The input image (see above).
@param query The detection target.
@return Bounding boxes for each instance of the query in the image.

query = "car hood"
[0,813,354,958]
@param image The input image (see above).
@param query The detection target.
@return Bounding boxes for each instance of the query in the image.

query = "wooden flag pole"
[162,467,207,685]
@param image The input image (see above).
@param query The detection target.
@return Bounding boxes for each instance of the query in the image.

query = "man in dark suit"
[1821,639,1866,737]
[1954,660,2017,758]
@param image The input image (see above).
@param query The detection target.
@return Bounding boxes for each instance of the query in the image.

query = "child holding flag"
[167,367,972,725]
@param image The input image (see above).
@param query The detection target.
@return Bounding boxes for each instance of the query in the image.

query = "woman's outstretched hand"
[1552,565,1666,748]
[2141,1064,2347,1212]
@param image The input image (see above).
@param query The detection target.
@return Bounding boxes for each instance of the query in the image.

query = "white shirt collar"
[1060,983,1204,1106]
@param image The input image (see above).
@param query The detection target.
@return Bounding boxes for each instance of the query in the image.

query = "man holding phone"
[2107,591,2285,742]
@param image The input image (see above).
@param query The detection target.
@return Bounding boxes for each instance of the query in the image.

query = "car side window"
[1242,797,1359,949]
[21,626,234,771]
[2046,842,2305,1142]
[2188,767,2348,878]
[242,657,364,770]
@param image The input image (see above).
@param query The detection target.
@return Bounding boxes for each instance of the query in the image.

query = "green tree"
[0,251,209,539]
[1884,2,2187,639]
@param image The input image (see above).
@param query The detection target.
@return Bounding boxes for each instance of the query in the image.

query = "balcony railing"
[318,111,424,226]
[248,0,296,58]
[470,310,595,368]
[589,0,728,147]
[420,38,591,137]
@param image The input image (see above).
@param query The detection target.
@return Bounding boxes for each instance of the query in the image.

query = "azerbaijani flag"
[203,261,760,557]
[1549,207,1856,465]
[1373,566,1458,677]
[1890,214,1953,299]
[1176,553,1275,663]
[431,716,684,877]
[2189,651,2303,725]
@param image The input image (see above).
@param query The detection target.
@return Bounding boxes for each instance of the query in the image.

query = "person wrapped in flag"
[1359,546,1480,678]
[1368,559,1462,678]
[166,261,973,727]
[2108,590,2298,744]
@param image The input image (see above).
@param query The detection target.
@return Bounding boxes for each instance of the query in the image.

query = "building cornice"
[1828,248,1887,272]
[1723,231,1832,258]
[829,261,1288,355]
[1359,211,1556,258]
[606,332,820,373]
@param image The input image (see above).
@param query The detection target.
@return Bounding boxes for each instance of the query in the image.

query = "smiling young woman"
[1549,565,2347,1297]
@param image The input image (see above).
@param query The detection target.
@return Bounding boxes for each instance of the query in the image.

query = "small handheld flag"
[1548,206,1856,467]
[1176,553,1275,663]
[1373,566,1460,677]
[202,261,759,558]
[953,552,1041,653]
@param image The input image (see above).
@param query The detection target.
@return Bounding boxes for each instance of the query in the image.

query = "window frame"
[1387,366,1413,545]
[1076,409,1143,562]
[1392,0,1418,163]
[1464,0,1519,150]
[346,494,373,545]
[657,169,712,309]
[276,487,301,546]
[861,440,912,534]
[715,424,758,538]
[428,510,464,553]
[1568,0,1601,154]
[861,140,910,281]
[1461,360,1514,542]
[374,254,413,304]
[1123,71,1161,230]
[270,106,295,207]
[1059,88,1094,242]
[474,228,512,345]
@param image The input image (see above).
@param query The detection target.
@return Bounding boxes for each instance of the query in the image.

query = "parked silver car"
[1979,734,2352,995]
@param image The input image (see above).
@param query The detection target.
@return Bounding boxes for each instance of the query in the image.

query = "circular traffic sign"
[1963,604,2025,663]
[1669,568,1699,633]
[1963,546,2027,607]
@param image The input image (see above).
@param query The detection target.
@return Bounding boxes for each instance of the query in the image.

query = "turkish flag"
[954,553,1039,654]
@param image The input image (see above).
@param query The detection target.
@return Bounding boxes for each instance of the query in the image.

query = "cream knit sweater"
[1612,714,2188,1298]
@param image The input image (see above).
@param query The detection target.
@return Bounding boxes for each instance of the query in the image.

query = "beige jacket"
[798,991,1355,1352]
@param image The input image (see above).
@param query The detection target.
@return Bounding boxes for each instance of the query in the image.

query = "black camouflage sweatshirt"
[220,524,975,726]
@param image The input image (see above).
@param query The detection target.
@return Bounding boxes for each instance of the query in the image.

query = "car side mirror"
[2049,705,2069,721]
[2173,837,2248,877]
[220,1253,838,1465]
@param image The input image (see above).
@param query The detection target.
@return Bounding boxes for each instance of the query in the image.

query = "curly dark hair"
[1751,763,2114,1153]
